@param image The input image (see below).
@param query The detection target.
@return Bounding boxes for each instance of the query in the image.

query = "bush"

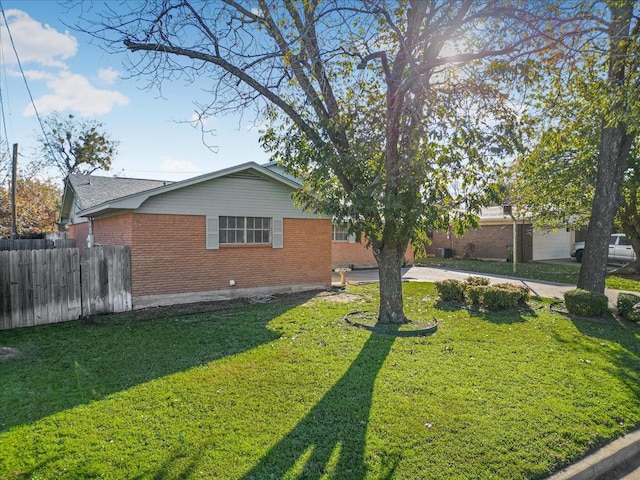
[483,284,529,311]
[617,293,640,321]
[435,279,466,302]
[465,285,487,305]
[497,283,530,305]
[435,278,530,310]
[466,276,490,286]
[564,289,609,317]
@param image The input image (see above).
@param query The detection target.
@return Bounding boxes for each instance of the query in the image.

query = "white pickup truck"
[571,233,637,264]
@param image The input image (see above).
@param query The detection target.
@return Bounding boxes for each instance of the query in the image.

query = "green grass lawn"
[418,257,640,292]
[2,283,640,479]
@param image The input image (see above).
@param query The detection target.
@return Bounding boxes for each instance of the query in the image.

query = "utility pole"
[503,204,517,273]
[10,143,18,239]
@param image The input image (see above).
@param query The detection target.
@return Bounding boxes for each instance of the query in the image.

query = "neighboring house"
[60,174,172,250]
[60,163,332,309]
[426,206,575,262]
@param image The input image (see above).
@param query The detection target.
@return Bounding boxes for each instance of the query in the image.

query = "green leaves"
[0,163,61,237]
[38,113,118,178]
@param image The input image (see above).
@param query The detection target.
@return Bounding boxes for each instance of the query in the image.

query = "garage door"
[532,229,572,260]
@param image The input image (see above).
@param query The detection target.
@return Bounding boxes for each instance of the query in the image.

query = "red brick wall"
[426,224,532,262]
[126,214,331,297]
[93,214,133,246]
[332,237,376,268]
[332,236,414,269]
[67,222,89,251]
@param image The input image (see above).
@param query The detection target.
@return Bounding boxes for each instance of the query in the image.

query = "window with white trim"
[220,216,271,244]
[332,224,349,242]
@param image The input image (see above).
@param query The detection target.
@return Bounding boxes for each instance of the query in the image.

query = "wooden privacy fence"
[0,238,76,251]
[0,246,131,330]
[81,246,132,317]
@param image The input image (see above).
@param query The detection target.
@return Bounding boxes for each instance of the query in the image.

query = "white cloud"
[23,71,129,117]
[7,68,55,81]
[0,9,77,67]
[97,67,119,85]
[2,10,128,117]
[160,158,202,174]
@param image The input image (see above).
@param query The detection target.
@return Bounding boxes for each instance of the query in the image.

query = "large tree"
[79,0,581,323]
[38,112,118,178]
[513,0,640,286]
[578,0,638,292]
[512,97,640,275]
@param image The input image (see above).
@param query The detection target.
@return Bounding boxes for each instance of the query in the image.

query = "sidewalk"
[333,265,640,479]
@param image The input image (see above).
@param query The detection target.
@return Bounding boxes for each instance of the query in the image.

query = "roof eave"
[77,204,135,218]
[59,177,77,223]
[77,162,301,217]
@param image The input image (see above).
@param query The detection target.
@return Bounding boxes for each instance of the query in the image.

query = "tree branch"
[123,38,325,150]
[357,51,390,79]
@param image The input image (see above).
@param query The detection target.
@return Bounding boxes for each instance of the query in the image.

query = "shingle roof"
[75,162,303,218]
[68,174,173,210]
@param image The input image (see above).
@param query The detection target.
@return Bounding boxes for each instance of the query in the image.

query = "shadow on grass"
[435,300,538,324]
[568,315,640,398]
[0,292,315,432]
[240,327,398,479]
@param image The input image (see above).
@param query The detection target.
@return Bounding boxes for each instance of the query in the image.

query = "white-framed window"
[220,216,271,244]
[332,224,356,243]
[207,215,283,249]
[332,224,349,242]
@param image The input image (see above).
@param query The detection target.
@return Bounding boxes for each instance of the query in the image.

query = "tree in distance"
[0,162,61,237]
[38,112,118,178]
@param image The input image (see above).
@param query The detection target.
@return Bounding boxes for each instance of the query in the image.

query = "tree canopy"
[38,113,118,178]
[0,162,61,238]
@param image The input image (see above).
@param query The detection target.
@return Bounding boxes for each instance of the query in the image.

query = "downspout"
[87,217,94,248]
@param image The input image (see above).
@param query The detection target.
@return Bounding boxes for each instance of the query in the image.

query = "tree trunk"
[373,239,409,324]
[576,0,634,293]
[577,124,632,292]
[610,259,640,276]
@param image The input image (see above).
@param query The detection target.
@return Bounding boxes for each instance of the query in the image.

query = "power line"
[0,2,59,169]
[0,7,11,184]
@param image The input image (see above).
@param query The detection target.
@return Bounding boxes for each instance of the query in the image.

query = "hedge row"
[435,277,530,311]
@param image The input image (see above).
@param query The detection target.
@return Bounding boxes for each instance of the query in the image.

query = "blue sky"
[0,0,270,182]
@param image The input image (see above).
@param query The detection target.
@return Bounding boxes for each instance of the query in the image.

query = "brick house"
[60,175,171,250]
[330,226,413,269]
[426,206,574,262]
[60,163,331,309]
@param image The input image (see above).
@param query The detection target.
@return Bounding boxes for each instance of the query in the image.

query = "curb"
[547,429,640,480]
